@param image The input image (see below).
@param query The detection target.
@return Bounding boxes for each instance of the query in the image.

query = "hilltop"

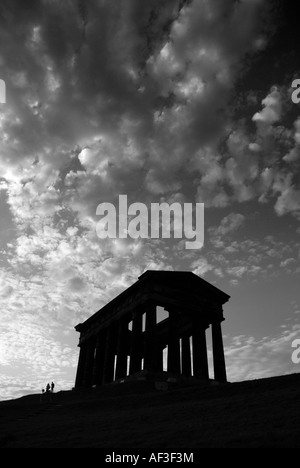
[0,373,300,448]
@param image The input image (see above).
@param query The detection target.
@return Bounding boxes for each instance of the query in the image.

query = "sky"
[0,0,300,401]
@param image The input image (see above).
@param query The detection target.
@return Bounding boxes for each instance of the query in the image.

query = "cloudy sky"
[0,0,300,400]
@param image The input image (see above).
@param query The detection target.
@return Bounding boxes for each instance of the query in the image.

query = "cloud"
[280,258,296,268]
[270,131,300,217]
[0,305,78,400]
[0,0,275,259]
[191,256,214,276]
[195,83,299,210]
[0,0,272,214]
[205,235,300,284]
[283,118,300,163]
[226,266,248,278]
[225,326,300,382]
[274,185,300,217]
[252,86,282,127]
[213,213,245,237]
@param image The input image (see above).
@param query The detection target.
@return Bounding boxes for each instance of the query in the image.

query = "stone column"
[75,343,88,388]
[83,338,96,387]
[144,302,157,372]
[92,331,106,386]
[167,311,181,374]
[129,310,143,375]
[155,347,164,372]
[115,317,129,380]
[192,320,209,380]
[102,325,117,384]
[181,335,192,378]
[212,320,227,382]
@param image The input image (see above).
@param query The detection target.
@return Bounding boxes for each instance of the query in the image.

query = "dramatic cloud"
[213,213,245,237]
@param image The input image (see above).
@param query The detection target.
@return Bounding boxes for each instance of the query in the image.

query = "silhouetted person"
[51,382,55,393]
[45,382,52,401]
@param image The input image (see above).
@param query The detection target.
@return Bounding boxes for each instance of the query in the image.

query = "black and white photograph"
[0,0,300,450]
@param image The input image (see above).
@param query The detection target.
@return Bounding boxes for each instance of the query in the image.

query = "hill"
[0,373,300,448]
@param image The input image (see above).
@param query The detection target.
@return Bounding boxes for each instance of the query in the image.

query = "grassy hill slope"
[0,373,300,448]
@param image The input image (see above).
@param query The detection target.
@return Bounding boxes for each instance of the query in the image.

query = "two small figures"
[40,381,55,402]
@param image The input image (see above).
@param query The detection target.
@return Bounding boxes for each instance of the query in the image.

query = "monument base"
[113,370,220,389]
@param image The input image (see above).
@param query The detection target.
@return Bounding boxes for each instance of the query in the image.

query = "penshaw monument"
[74,270,230,388]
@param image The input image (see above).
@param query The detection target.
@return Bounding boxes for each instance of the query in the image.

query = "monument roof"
[75,270,230,332]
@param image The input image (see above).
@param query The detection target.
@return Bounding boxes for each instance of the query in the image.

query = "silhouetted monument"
[74,271,230,388]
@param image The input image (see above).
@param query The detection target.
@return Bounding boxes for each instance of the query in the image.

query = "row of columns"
[75,303,227,388]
